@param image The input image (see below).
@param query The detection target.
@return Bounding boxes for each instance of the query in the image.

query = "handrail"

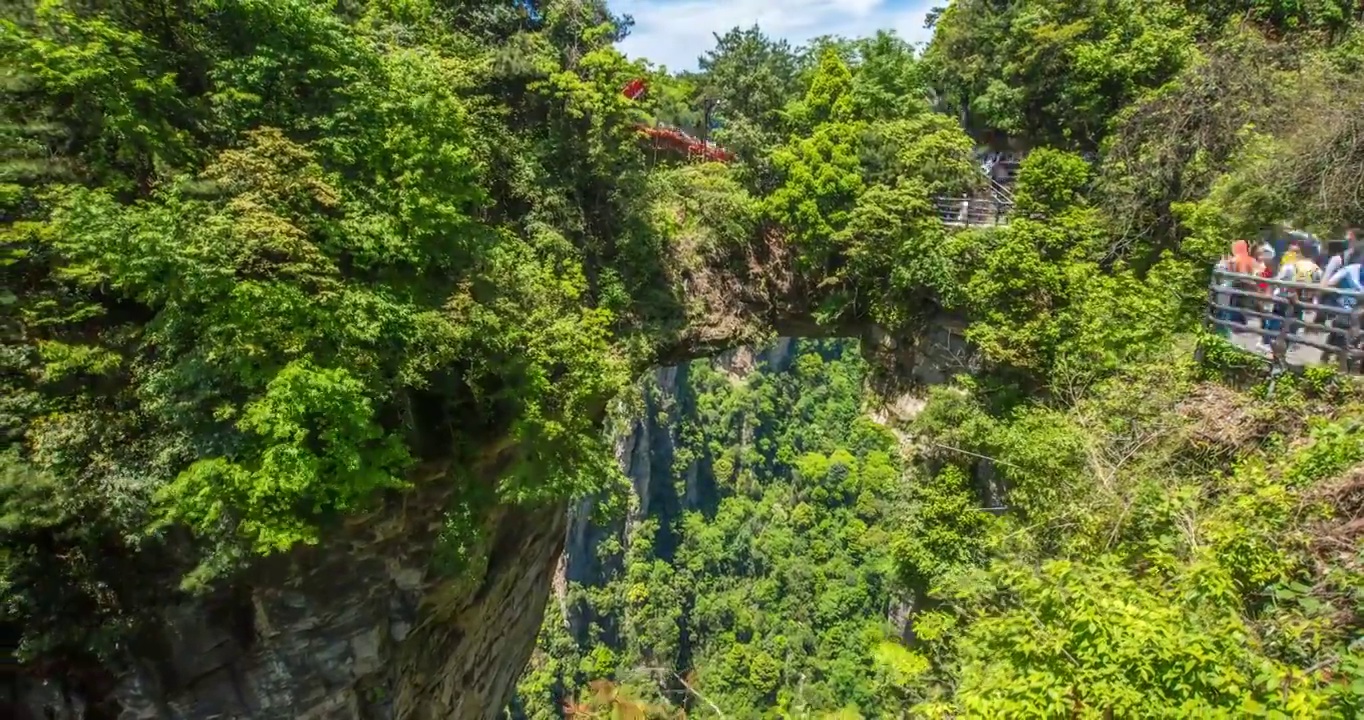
[635,124,734,163]
[986,175,1015,204]
[934,195,1012,227]
[1212,269,1364,299]
[1205,267,1364,371]
[978,155,1016,204]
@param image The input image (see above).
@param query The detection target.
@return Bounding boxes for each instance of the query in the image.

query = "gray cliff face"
[560,361,690,646]
[13,463,566,720]
[13,318,969,720]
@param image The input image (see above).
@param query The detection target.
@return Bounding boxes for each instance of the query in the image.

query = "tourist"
[1321,230,1358,281]
[1253,244,1276,328]
[1323,259,1364,368]
[1226,239,1258,274]
[1256,244,1275,294]
[1262,249,1321,349]
[1219,240,1258,329]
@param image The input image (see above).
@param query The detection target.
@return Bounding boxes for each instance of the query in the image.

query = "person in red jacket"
[1256,243,1275,293]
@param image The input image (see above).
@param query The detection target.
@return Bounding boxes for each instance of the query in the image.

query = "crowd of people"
[1214,229,1363,363]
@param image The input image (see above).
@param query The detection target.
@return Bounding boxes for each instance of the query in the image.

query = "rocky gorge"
[6,313,969,720]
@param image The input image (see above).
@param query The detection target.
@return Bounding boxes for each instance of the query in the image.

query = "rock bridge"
[13,197,982,720]
[10,89,1032,717]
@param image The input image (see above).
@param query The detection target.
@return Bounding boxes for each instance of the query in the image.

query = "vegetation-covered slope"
[2,0,647,636]
[519,344,1364,718]
[510,3,1364,717]
[0,1,979,672]
[4,0,1364,716]
[0,0,777,674]
[894,352,1364,717]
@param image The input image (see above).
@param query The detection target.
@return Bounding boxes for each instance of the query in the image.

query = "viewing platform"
[1205,268,1364,372]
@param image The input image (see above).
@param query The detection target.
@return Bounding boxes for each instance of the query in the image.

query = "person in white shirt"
[1322,261,1363,366]
[1324,262,1363,302]
[1322,230,1358,282]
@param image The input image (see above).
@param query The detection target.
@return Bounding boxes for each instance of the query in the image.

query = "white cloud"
[610,0,937,71]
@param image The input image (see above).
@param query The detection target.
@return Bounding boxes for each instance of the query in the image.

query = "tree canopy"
[5,0,1364,717]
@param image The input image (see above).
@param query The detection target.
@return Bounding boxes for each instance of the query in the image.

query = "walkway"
[1224,328,1334,366]
[934,155,1019,228]
[1206,269,1363,372]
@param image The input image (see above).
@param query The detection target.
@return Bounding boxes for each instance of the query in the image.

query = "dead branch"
[642,667,728,719]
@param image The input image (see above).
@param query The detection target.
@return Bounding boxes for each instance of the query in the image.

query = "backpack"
[1289,259,1321,285]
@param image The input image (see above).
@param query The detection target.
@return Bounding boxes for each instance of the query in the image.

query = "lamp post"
[700,98,721,149]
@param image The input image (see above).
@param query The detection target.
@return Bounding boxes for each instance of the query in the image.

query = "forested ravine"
[8,1,1364,718]
[510,338,915,718]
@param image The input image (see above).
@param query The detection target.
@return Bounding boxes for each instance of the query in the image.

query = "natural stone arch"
[20,221,969,720]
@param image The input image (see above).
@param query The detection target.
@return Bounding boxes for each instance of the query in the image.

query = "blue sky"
[610,0,939,71]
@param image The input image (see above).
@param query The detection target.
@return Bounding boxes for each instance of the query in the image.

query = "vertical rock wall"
[13,465,566,720]
[13,318,969,720]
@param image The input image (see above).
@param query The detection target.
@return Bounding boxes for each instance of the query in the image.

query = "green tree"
[925,0,1197,147]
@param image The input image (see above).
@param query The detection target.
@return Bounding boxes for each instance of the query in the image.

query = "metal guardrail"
[1205,268,1364,372]
[934,196,1012,227]
[986,176,1015,204]
[978,155,1017,203]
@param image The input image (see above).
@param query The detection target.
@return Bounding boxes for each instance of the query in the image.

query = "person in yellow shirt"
[1260,247,1322,350]
[1281,242,1302,268]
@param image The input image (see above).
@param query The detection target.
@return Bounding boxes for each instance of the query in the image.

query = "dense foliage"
[0,2,977,668]
[510,1,1364,718]
[0,0,677,661]
[896,352,1364,717]
[5,0,1364,717]
[518,353,1364,718]
[513,341,907,718]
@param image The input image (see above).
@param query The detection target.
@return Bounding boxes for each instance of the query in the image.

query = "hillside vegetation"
[510,1,1364,717]
[2,0,1364,717]
[515,341,908,717]
[526,342,1364,718]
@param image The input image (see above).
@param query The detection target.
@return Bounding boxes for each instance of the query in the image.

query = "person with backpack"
[1279,248,1323,286]
[1260,247,1321,350]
